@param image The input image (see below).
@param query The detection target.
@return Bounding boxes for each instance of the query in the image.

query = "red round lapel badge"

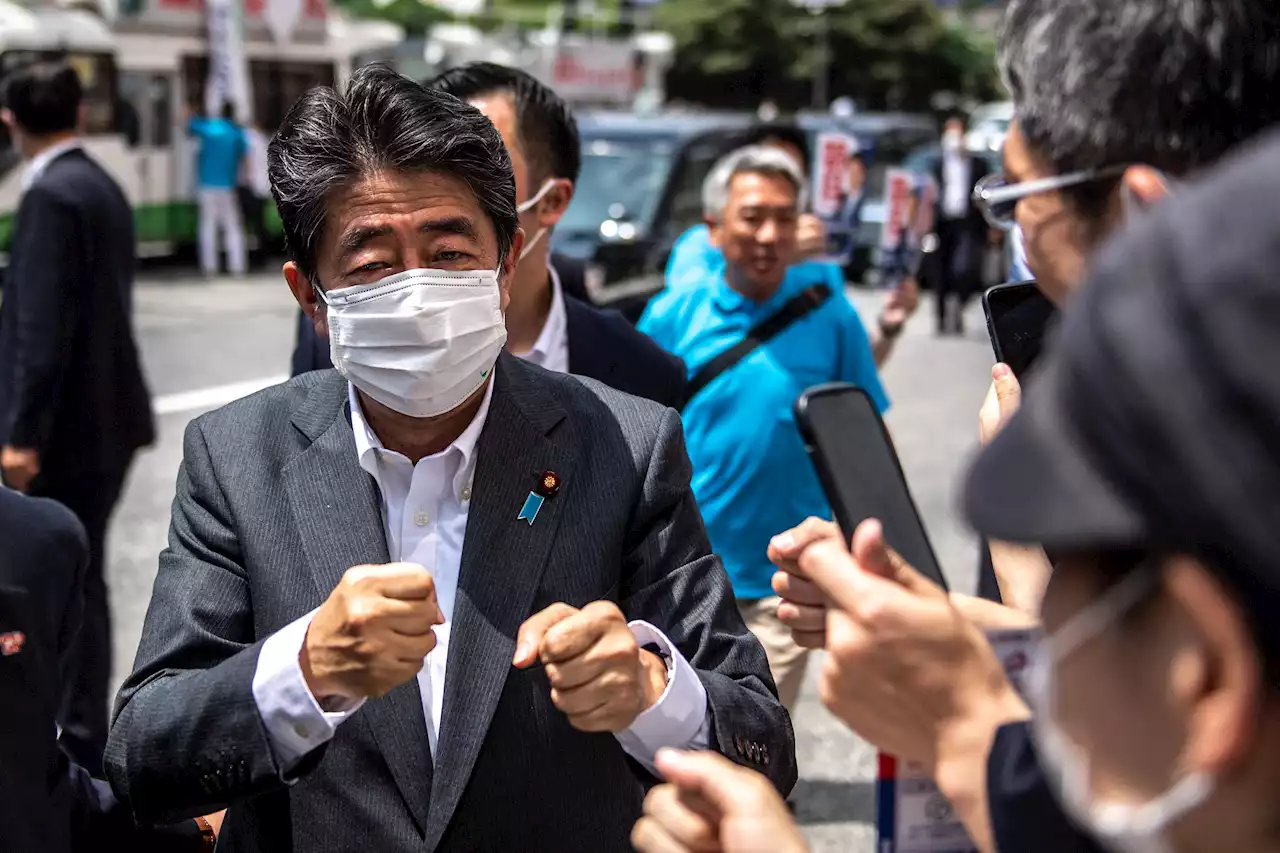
[535,470,561,498]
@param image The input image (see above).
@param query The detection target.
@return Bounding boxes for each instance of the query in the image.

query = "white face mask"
[517,179,556,262]
[316,267,507,419]
[1028,569,1215,853]
[943,131,964,152]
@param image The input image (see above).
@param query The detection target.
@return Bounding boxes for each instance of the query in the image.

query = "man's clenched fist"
[513,601,668,733]
[301,562,443,703]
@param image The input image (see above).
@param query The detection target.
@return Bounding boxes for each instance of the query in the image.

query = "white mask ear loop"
[517,179,558,262]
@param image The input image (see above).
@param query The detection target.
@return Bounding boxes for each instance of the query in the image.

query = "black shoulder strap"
[685,284,832,403]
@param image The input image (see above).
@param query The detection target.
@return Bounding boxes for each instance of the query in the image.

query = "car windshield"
[558,134,678,236]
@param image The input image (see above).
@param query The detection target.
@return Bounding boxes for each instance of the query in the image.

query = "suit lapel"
[423,354,574,851]
[283,373,434,835]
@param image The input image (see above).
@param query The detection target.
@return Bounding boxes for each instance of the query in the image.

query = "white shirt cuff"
[613,620,712,776]
[252,608,364,772]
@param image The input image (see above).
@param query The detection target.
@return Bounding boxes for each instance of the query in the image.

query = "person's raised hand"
[796,213,827,259]
[797,520,1029,772]
[301,562,443,703]
[514,601,668,733]
[630,749,809,853]
[768,517,845,649]
[978,363,1021,446]
[880,276,921,329]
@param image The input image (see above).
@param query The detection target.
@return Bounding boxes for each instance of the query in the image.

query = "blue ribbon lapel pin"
[518,470,562,526]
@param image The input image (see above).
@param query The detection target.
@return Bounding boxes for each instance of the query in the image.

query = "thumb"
[654,749,752,814]
[992,363,1022,419]
[851,519,946,600]
[513,603,576,668]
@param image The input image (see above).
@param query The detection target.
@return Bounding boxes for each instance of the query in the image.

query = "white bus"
[0,0,401,256]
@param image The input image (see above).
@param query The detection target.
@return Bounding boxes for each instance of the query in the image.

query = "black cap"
[963,128,1280,610]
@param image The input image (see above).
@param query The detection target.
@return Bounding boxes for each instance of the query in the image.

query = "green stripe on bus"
[0,200,284,253]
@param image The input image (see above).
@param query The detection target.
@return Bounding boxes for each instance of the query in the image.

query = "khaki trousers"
[738,596,811,712]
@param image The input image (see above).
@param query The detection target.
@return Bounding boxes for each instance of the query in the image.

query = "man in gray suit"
[105,65,794,851]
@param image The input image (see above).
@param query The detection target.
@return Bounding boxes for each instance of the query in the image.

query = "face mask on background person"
[942,131,964,153]
[517,178,556,262]
[316,267,508,418]
[1027,569,1217,853]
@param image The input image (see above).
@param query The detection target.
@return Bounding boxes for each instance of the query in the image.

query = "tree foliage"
[657,0,1002,111]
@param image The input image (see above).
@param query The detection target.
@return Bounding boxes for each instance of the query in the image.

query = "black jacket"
[0,148,153,489]
[291,256,686,409]
[0,488,202,852]
[988,722,1103,853]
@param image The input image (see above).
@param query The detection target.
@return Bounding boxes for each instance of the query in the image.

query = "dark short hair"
[732,123,812,177]
[3,61,82,136]
[427,62,581,185]
[268,63,519,283]
[220,102,236,122]
[999,0,1280,211]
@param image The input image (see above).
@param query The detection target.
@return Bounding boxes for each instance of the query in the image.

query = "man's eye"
[354,262,387,274]
[436,250,466,262]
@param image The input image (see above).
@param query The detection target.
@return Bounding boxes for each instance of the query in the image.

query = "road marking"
[154,375,288,416]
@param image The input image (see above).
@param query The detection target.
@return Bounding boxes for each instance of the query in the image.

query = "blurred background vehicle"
[963,100,1012,153]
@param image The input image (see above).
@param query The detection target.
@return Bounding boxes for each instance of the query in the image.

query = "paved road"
[107,270,995,851]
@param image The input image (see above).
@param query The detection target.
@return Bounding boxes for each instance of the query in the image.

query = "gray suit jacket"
[106,353,795,852]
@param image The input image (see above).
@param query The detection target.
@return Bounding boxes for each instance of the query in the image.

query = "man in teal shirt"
[640,145,890,711]
[188,103,247,278]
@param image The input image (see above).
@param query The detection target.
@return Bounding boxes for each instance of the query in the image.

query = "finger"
[992,363,1022,419]
[791,629,827,649]
[949,593,1040,631]
[851,520,947,601]
[768,517,843,567]
[514,603,579,668]
[386,599,445,636]
[654,749,773,816]
[384,627,438,663]
[776,600,826,633]
[540,602,622,664]
[772,571,826,606]
[545,648,616,691]
[795,537,873,613]
[356,563,437,601]
[551,680,614,717]
[631,815,692,853]
[644,785,720,852]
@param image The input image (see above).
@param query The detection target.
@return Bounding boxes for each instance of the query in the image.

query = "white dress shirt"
[252,377,710,777]
[511,265,570,374]
[941,149,972,220]
[22,138,83,193]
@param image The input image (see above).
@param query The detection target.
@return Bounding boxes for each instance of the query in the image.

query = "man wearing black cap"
[629,125,1280,853]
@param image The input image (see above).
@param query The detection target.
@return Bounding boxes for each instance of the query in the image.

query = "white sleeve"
[251,609,365,772]
[613,620,712,777]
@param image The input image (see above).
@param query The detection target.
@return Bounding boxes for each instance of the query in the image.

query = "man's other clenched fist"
[301,562,444,703]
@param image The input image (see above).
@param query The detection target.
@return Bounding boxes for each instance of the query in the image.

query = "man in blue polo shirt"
[187,102,247,278]
[639,146,889,711]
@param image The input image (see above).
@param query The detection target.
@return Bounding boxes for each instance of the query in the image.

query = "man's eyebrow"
[421,216,477,239]
[337,225,393,258]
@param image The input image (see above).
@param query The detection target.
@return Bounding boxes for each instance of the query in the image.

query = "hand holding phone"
[981,281,1056,378]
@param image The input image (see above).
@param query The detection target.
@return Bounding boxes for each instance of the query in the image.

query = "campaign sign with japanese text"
[876,627,1040,853]
[811,131,860,265]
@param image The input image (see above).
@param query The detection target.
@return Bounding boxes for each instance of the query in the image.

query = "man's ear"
[705,216,722,250]
[498,228,526,312]
[284,261,328,338]
[1122,165,1171,208]
[537,179,574,230]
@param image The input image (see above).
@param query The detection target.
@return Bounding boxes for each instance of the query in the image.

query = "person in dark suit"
[106,66,793,852]
[0,487,216,852]
[302,62,681,410]
[930,117,992,335]
[0,60,154,777]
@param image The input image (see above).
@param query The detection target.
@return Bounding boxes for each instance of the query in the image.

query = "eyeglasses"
[972,166,1128,230]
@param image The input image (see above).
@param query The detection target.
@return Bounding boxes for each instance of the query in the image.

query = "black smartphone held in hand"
[982,281,1057,378]
[794,383,948,590]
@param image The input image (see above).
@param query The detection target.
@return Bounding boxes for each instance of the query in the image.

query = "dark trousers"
[935,218,979,333]
[32,464,129,777]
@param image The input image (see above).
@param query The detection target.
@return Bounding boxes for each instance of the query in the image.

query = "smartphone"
[793,383,947,590]
[981,281,1057,378]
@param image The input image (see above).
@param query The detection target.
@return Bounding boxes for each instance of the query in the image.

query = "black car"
[552,111,755,319]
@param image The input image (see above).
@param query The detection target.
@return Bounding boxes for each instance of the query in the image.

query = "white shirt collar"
[348,376,496,500]
[518,265,569,373]
[22,138,82,192]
